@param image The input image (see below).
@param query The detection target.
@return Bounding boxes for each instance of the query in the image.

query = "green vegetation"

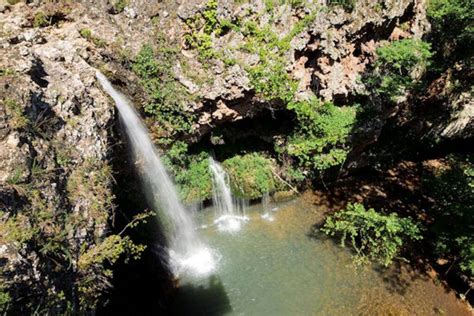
[263,0,306,10]
[284,99,356,172]
[33,11,49,28]
[427,0,473,62]
[425,156,474,277]
[327,0,356,12]
[79,28,107,47]
[132,37,196,139]
[111,0,129,13]
[0,68,15,76]
[183,0,220,61]
[175,154,213,202]
[4,98,29,129]
[66,158,114,224]
[180,1,356,186]
[223,153,277,199]
[322,203,423,267]
[365,39,432,101]
[32,4,71,28]
[241,12,317,103]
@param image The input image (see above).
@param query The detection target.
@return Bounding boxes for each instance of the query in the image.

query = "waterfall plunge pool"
[171,193,470,315]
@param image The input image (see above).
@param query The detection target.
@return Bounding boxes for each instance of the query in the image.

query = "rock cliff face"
[0,2,117,311]
[0,0,471,312]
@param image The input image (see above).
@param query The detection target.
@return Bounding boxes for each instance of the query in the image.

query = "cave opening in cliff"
[189,107,296,161]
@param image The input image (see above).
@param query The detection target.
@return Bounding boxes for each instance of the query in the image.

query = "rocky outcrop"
[167,0,430,137]
[0,1,118,310]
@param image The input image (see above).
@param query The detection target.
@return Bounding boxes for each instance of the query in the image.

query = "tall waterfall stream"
[96,71,216,277]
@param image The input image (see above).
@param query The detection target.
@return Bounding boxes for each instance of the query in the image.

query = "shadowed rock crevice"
[27,58,49,88]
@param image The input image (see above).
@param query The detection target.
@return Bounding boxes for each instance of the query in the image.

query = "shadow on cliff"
[97,119,175,315]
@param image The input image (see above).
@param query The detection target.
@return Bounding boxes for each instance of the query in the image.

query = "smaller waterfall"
[209,157,249,232]
[261,192,274,221]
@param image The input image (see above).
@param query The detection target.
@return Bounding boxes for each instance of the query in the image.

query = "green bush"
[33,11,49,28]
[427,0,473,61]
[223,153,277,199]
[184,0,220,60]
[424,156,474,277]
[321,203,423,267]
[365,39,432,101]
[285,99,356,172]
[175,154,213,202]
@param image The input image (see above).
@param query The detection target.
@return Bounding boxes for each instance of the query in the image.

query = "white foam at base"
[169,247,218,278]
[214,215,249,233]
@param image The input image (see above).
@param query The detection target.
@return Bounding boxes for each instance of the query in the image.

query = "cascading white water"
[260,192,274,221]
[96,71,216,277]
[209,157,248,232]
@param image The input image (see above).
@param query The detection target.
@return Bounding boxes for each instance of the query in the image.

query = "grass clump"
[0,68,15,76]
[79,28,107,47]
[111,0,129,13]
[4,98,29,129]
[33,11,49,28]
[66,158,114,224]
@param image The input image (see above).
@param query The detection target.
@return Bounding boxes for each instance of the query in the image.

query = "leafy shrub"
[322,203,423,267]
[175,154,213,202]
[285,99,356,172]
[365,39,432,101]
[242,12,316,104]
[132,40,195,139]
[183,0,220,60]
[223,153,277,199]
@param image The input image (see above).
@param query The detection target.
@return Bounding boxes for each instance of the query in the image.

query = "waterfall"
[260,192,274,221]
[96,71,216,277]
[209,157,249,232]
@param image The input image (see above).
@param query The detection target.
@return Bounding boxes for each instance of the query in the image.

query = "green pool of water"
[171,195,469,315]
